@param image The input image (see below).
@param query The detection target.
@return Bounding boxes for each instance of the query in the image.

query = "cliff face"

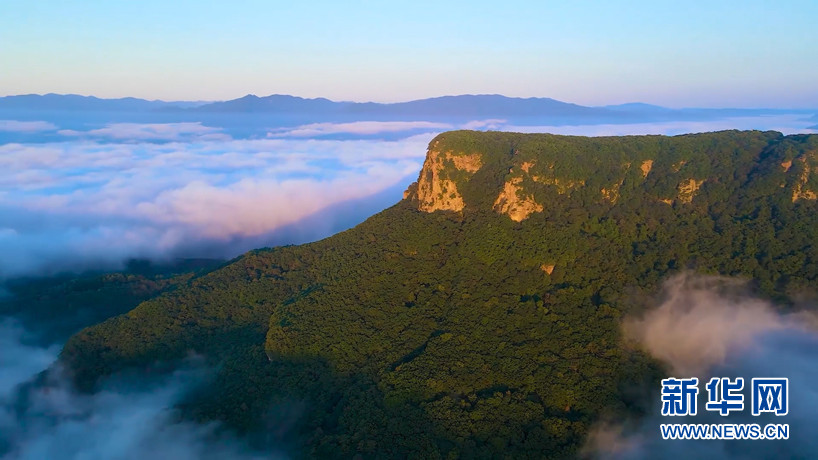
[411,140,483,213]
[792,152,818,202]
[405,130,818,220]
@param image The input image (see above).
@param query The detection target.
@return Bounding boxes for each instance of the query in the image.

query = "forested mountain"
[61,130,818,458]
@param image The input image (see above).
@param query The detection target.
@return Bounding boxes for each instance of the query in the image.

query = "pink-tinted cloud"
[135,172,416,238]
[0,133,430,276]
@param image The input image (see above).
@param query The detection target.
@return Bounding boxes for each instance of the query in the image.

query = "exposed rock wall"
[792,155,818,202]
[409,144,483,212]
[493,177,543,222]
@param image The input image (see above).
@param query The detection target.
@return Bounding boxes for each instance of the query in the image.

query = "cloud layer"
[504,115,818,137]
[0,120,57,133]
[0,131,430,277]
[58,122,230,141]
[269,120,452,137]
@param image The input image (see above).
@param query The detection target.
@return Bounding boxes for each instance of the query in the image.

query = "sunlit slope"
[63,130,818,458]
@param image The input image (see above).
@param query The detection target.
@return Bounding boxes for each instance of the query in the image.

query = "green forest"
[56,130,818,458]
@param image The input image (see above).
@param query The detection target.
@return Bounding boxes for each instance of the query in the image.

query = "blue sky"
[1,0,817,107]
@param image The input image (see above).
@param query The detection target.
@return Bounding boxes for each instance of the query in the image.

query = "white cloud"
[500,115,818,136]
[58,122,230,141]
[267,115,818,141]
[269,120,452,137]
[268,119,519,138]
[623,274,811,376]
[0,120,58,133]
[459,119,507,130]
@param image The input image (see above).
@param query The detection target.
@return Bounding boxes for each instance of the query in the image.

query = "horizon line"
[0,92,816,112]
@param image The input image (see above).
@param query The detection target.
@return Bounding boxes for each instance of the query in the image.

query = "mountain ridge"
[2,93,814,119]
[0,93,205,111]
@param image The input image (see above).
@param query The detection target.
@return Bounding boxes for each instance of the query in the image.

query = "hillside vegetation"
[1,258,223,344]
[62,130,818,458]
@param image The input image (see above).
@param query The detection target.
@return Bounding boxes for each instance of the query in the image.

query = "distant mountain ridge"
[194,93,607,118]
[0,93,205,111]
[2,93,813,120]
[0,93,609,118]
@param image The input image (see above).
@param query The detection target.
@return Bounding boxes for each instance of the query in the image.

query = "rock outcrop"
[678,178,705,204]
[407,141,483,213]
[792,155,818,202]
[493,177,543,222]
[640,160,653,177]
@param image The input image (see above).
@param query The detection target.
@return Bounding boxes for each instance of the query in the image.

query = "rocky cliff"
[405,130,818,221]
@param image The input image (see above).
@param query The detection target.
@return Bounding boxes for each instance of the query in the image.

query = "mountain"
[379,94,606,118]
[61,130,818,457]
[194,93,611,119]
[2,93,812,124]
[193,94,340,113]
[183,94,818,120]
[0,92,605,118]
[0,94,203,112]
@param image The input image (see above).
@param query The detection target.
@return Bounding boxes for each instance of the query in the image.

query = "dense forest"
[59,130,818,458]
[0,258,224,345]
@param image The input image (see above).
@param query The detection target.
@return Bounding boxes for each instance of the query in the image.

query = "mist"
[587,274,818,459]
[0,320,59,397]
[0,328,276,460]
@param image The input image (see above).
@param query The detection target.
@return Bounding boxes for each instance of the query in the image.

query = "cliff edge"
[404,130,818,221]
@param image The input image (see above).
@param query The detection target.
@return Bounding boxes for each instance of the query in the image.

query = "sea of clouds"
[0,121,432,276]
